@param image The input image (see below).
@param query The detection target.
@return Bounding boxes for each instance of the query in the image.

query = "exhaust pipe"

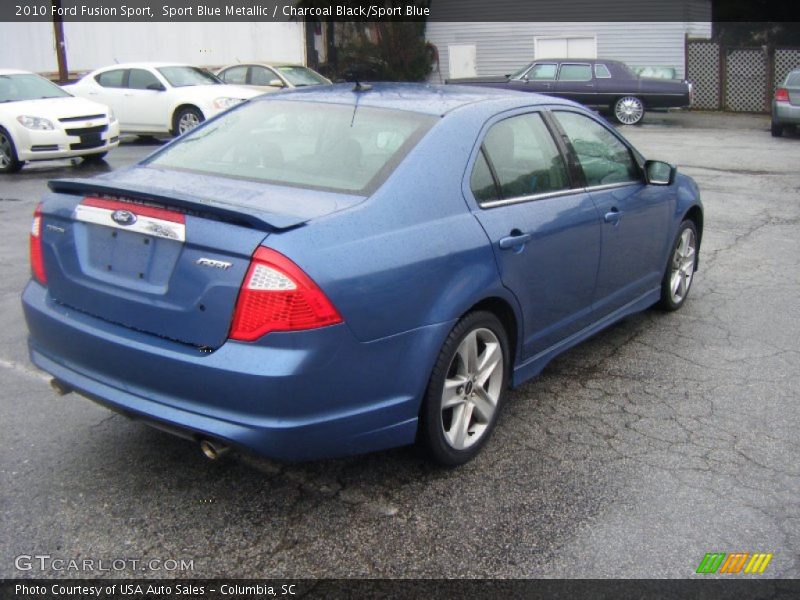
[50,378,72,396]
[199,439,229,460]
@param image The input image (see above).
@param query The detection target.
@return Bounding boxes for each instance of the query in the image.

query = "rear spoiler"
[48,178,309,231]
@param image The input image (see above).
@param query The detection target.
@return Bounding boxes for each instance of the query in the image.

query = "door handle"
[604,208,622,224]
[499,232,532,250]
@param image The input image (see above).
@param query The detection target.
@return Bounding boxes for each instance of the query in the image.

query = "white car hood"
[1,95,110,120]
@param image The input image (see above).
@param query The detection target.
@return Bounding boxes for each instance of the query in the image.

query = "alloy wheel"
[669,228,696,304]
[178,113,201,134]
[615,97,644,125]
[0,133,11,168]
[440,327,504,450]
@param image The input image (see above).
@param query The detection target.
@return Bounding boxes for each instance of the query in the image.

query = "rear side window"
[220,66,248,85]
[147,100,436,195]
[95,69,125,88]
[558,64,592,81]
[553,111,640,186]
[128,69,161,90]
[594,64,612,78]
[786,71,800,86]
[470,151,499,203]
[475,112,569,202]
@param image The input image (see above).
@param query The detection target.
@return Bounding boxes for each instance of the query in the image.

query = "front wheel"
[172,107,204,137]
[0,128,24,174]
[418,311,509,466]
[613,96,645,125]
[659,220,698,311]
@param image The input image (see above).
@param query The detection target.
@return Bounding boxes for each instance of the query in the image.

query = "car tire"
[418,311,509,466]
[82,151,108,162]
[613,96,645,125]
[771,120,784,137]
[172,107,204,137]
[0,128,24,174]
[658,219,698,311]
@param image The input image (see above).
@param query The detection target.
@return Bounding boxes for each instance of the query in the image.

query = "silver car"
[772,68,800,137]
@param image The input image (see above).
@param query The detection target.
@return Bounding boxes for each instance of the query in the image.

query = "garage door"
[535,36,597,59]
[448,44,477,78]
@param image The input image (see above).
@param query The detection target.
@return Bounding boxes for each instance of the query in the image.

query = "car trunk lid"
[40,168,362,349]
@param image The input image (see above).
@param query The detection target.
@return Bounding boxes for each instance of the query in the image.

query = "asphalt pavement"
[1,114,799,579]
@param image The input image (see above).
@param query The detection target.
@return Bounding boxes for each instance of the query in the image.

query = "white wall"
[0,21,305,74]
[428,21,712,82]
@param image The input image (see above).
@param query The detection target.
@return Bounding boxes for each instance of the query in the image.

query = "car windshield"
[509,63,533,80]
[157,66,220,88]
[276,66,329,86]
[0,74,71,103]
[146,100,437,195]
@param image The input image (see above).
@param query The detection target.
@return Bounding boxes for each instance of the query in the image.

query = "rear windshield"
[786,71,800,86]
[147,100,436,194]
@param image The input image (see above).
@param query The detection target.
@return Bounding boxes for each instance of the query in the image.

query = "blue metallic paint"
[22,83,702,461]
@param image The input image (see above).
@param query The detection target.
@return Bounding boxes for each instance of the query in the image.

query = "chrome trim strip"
[480,181,641,209]
[74,205,186,242]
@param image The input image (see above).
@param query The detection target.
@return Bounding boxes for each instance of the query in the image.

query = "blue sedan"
[22,83,703,465]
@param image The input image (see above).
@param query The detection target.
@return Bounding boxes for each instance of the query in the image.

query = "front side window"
[553,111,640,186]
[95,69,126,88]
[128,69,161,90]
[558,64,592,81]
[475,112,569,202]
[528,64,557,81]
[219,66,248,85]
[147,100,436,195]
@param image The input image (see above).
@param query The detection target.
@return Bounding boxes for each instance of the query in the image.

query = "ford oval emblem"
[111,210,137,226]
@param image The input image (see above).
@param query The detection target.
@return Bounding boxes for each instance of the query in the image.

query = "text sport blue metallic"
[22,83,703,465]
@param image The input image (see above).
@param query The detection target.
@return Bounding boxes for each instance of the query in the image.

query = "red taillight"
[229,247,342,341]
[775,88,790,103]
[29,203,47,284]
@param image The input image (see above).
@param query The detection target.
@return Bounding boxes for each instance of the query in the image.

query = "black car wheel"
[0,128,24,174]
[771,120,784,137]
[172,107,204,137]
[418,311,509,466]
[613,96,645,125]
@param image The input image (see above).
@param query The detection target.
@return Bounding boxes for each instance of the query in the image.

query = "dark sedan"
[448,59,693,125]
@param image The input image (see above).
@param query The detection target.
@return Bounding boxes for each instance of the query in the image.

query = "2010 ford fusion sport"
[22,84,703,465]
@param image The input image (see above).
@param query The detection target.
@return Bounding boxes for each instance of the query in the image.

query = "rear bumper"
[773,101,800,125]
[23,282,452,461]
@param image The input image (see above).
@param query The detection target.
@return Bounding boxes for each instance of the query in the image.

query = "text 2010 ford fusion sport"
[22,84,703,465]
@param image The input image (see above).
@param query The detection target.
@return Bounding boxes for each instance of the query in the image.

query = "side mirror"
[645,160,676,185]
[147,83,166,92]
[268,79,285,88]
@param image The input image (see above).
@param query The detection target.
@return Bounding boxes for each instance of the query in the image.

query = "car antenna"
[350,81,371,127]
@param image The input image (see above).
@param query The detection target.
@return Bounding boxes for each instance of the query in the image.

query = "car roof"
[0,68,33,76]
[221,63,306,69]
[90,62,196,71]
[253,82,581,116]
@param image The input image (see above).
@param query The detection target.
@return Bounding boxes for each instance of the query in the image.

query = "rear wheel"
[771,120,784,137]
[613,96,645,125]
[659,220,698,311]
[418,311,509,466]
[0,128,24,174]
[172,107,204,137]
